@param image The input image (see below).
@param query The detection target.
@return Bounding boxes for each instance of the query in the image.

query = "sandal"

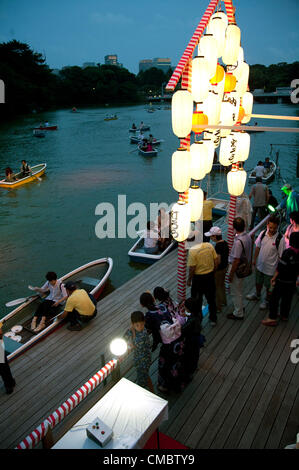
[30,318,37,330]
[261,318,277,327]
[34,321,46,333]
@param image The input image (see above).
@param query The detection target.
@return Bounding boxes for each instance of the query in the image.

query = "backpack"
[260,229,282,250]
[159,318,182,344]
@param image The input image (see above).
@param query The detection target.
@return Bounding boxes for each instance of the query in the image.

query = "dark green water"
[0,103,298,309]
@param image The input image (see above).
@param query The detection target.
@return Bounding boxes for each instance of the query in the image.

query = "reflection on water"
[0,103,298,308]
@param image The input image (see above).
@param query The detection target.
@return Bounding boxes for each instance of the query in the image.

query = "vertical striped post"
[177,61,192,302]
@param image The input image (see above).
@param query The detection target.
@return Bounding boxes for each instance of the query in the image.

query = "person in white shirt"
[30,271,67,333]
[246,215,284,309]
[254,161,266,178]
[144,221,159,254]
[249,177,269,229]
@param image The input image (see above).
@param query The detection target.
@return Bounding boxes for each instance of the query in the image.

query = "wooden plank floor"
[0,245,298,449]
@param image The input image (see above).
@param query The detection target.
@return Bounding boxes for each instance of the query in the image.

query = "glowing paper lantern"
[202,90,221,126]
[198,34,218,78]
[219,133,239,166]
[171,201,191,242]
[224,72,237,93]
[192,110,208,134]
[236,132,250,162]
[235,62,249,96]
[241,92,253,124]
[204,129,221,149]
[202,138,215,173]
[237,105,245,123]
[227,47,244,79]
[215,11,228,27]
[191,56,210,102]
[172,148,191,192]
[188,186,204,222]
[190,141,208,180]
[222,24,241,65]
[210,64,225,85]
[227,167,247,196]
[171,90,193,138]
[207,14,227,58]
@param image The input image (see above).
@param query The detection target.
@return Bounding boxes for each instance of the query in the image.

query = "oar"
[5,296,35,308]
[129,147,139,154]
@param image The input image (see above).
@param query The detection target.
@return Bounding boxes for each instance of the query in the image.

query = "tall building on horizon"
[139,58,172,73]
[104,54,122,67]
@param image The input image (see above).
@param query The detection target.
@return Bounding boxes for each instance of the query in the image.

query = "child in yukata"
[124,311,154,392]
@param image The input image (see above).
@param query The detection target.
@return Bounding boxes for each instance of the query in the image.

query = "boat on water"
[209,197,230,217]
[130,136,162,145]
[138,146,158,157]
[33,129,45,138]
[128,236,177,264]
[140,125,150,131]
[104,116,118,121]
[2,258,113,361]
[34,125,58,131]
[248,160,276,184]
[0,164,47,189]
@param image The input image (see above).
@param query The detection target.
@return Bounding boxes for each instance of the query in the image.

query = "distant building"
[83,62,96,68]
[139,58,172,74]
[104,55,122,67]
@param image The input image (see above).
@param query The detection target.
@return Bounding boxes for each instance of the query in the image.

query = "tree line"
[0,40,298,120]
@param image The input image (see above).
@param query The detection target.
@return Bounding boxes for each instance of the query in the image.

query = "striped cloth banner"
[223,0,236,23]
[16,359,118,449]
[166,0,218,91]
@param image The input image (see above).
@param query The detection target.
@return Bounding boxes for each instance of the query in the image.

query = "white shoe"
[259,300,269,310]
[246,293,260,301]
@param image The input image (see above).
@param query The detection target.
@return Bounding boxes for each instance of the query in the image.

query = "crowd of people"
[126,208,299,395]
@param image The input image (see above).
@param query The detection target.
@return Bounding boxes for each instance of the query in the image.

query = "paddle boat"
[248,160,276,184]
[128,235,176,264]
[138,146,158,157]
[34,125,58,131]
[0,164,47,189]
[2,258,113,361]
[104,115,118,121]
[130,136,162,145]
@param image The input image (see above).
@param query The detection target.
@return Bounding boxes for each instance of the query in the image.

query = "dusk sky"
[0,0,298,75]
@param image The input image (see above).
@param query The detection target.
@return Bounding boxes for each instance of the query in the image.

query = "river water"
[0,102,298,309]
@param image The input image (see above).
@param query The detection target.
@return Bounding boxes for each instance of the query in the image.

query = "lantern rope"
[249,114,299,121]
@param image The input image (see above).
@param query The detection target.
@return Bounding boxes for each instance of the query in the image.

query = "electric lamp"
[219,133,239,166]
[171,201,191,242]
[191,56,210,102]
[235,62,249,96]
[222,24,241,65]
[188,186,204,222]
[224,72,237,93]
[171,89,193,138]
[172,148,191,193]
[241,92,253,124]
[202,90,221,126]
[206,14,227,58]
[192,110,208,134]
[227,167,247,196]
[110,338,128,357]
[198,34,218,78]
[190,141,208,180]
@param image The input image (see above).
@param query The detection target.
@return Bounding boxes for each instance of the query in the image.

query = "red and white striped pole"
[16,359,118,449]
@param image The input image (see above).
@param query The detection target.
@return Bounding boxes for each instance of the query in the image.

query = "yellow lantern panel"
[192,111,208,134]
[224,72,237,93]
[210,64,225,85]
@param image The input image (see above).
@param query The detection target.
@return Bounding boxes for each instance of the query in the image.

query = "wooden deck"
[0,246,298,449]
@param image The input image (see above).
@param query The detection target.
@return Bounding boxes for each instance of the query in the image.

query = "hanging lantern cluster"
[170,8,254,239]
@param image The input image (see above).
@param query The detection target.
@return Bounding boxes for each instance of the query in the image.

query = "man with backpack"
[246,215,285,310]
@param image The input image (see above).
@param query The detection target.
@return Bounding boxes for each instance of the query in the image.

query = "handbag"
[235,239,252,278]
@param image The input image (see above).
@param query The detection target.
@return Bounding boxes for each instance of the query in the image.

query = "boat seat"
[80,276,99,287]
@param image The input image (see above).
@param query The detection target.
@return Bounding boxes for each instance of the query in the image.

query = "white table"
[52,378,168,449]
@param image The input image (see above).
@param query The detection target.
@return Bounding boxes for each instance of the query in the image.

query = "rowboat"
[128,235,177,264]
[0,163,47,189]
[34,125,58,131]
[104,116,118,121]
[2,258,113,361]
[140,125,150,131]
[138,146,158,157]
[209,197,230,217]
[33,129,45,138]
[130,136,162,145]
[248,160,276,184]
[129,127,138,132]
